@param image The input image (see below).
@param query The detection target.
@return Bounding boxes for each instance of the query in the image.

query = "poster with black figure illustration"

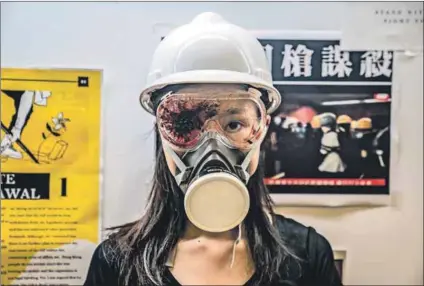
[0,90,70,165]
[256,32,393,196]
[1,68,102,286]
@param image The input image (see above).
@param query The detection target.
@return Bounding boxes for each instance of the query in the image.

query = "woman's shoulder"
[273,214,335,259]
[273,214,343,285]
[92,237,117,258]
[90,222,138,264]
[84,237,122,286]
[88,237,120,271]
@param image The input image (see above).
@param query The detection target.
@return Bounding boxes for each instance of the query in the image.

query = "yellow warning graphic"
[1,68,102,285]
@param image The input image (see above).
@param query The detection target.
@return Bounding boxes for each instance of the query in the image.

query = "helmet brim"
[139,70,281,115]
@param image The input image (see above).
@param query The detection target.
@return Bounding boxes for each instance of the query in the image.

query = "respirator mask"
[155,87,268,233]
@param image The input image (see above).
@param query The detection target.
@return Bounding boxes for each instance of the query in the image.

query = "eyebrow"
[225,107,243,115]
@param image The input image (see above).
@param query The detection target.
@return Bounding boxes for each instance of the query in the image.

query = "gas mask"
[155,87,268,233]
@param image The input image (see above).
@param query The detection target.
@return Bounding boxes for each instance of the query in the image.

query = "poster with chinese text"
[254,31,393,206]
[1,68,102,285]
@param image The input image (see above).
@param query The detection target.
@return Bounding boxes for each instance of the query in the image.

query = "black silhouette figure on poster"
[1,90,70,164]
[351,117,386,178]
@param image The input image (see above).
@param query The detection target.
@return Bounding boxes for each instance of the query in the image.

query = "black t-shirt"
[84,215,343,286]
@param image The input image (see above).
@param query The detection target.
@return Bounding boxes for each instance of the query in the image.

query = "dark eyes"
[225,121,243,132]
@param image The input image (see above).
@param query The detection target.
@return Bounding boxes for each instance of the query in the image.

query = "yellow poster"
[1,68,102,285]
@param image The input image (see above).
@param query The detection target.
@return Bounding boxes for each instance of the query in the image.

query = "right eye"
[225,121,244,133]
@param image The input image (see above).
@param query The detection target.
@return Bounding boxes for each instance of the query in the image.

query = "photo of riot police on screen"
[262,100,390,181]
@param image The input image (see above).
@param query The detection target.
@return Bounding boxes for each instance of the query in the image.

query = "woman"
[84,12,342,286]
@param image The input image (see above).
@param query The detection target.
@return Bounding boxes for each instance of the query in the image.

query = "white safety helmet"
[139,12,281,115]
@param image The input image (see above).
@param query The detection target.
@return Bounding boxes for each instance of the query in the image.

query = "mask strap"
[240,145,258,172]
[242,123,269,171]
[162,142,190,185]
[230,224,243,269]
[234,145,264,269]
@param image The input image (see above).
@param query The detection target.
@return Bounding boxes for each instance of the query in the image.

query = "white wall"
[1,2,422,285]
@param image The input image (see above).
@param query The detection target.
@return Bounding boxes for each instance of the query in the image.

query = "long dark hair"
[105,125,301,286]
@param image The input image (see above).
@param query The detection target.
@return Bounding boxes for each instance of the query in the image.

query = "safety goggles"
[156,90,268,151]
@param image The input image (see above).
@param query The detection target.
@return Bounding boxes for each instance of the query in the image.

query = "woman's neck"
[168,220,255,285]
[182,220,241,242]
